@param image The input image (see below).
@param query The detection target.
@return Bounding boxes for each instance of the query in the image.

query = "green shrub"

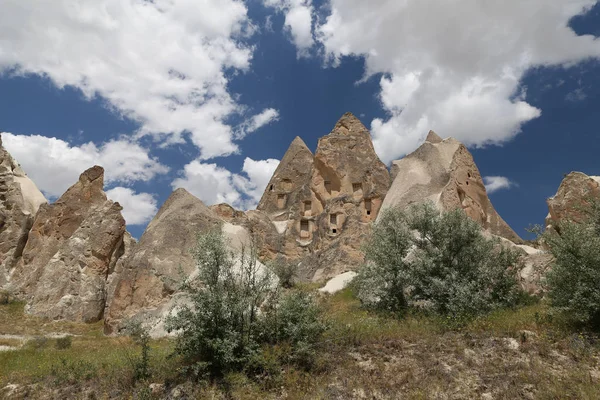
[126,320,151,382]
[166,229,328,380]
[269,255,298,288]
[0,290,10,305]
[26,336,49,350]
[355,202,521,321]
[55,336,72,350]
[260,291,327,369]
[544,201,600,326]
[165,229,276,379]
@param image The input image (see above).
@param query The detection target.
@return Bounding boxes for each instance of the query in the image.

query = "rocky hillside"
[0,112,597,337]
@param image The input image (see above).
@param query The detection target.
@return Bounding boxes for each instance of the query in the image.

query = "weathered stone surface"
[546,172,600,232]
[381,135,522,243]
[103,188,221,334]
[0,136,47,287]
[10,166,126,322]
[257,113,391,281]
[104,188,273,336]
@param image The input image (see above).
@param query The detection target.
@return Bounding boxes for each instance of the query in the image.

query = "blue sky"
[1,0,599,239]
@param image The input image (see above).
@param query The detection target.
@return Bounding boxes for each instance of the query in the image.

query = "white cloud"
[1,132,168,199]
[235,108,280,139]
[315,0,600,163]
[106,187,158,225]
[263,0,314,54]
[484,176,516,194]
[0,0,262,160]
[172,157,279,209]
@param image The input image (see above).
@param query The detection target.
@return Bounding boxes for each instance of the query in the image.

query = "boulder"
[546,172,600,232]
[381,133,522,243]
[10,166,126,322]
[0,136,47,287]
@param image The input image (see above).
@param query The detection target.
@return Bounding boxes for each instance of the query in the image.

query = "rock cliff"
[0,136,47,287]
[10,166,126,322]
[546,172,600,232]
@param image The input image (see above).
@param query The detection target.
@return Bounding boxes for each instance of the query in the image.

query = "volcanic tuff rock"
[104,188,272,336]
[380,131,522,243]
[0,136,47,287]
[258,113,391,280]
[10,166,126,322]
[546,172,600,232]
[103,188,221,334]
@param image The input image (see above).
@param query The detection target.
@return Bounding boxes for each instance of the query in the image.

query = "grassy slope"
[1,291,600,399]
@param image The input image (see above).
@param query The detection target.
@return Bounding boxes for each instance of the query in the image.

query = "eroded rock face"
[103,188,221,334]
[10,166,126,322]
[0,137,47,287]
[257,113,391,280]
[546,172,600,232]
[381,132,522,243]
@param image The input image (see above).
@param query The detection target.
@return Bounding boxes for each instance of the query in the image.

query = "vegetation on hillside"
[355,202,522,322]
[2,204,600,399]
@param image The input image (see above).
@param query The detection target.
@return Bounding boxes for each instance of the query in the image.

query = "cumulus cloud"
[0,0,264,160]
[315,0,600,163]
[1,132,168,198]
[235,108,280,139]
[172,157,279,209]
[106,187,158,225]
[263,0,314,54]
[484,176,516,194]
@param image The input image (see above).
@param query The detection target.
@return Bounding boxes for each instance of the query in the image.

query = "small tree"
[355,202,521,320]
[544,198,600,326]
[269,255,298,288]
[259,291,327,368]
[165,229,275,379]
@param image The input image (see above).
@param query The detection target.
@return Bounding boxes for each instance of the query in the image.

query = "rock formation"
[0,137,47,287]
[257,113,391,280]
[104,188,272,336]
[546,172,600,232]
[103,188,221,334]
[381,132,522,243]
[10,166,126,322]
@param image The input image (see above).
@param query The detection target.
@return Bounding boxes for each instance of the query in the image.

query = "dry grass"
[2,289,600,399]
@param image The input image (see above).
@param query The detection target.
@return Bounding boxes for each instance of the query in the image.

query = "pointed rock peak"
[332,112,368,135]
[80,165,104,185]
[426,130,443,144]
[290,136,310,151]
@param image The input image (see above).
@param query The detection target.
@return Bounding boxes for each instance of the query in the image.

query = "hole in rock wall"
[300,219,310,238]
[277,194,286,209]
[324,180,332,194]
[304,201,312,212]
[330,214,337,225]
[365,199,372,216]
[332,228,337,234]
[353,182,362,193]
[269,184,274,192]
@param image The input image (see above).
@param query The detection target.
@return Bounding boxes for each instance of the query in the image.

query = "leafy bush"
[269,255,298,288]
[259,291,327,368]
[166,229,327,380]
[165,229,276,379]
[355,202,521,321]
[55,336,72,350]
[0,290,10,305]
[126,320,151,382]
[544,200,600,326]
